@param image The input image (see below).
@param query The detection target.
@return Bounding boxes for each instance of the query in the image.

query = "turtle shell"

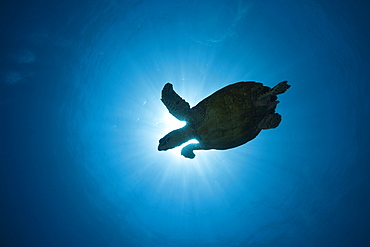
[189,82,274,149]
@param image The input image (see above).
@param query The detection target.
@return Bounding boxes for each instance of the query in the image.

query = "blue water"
[1,0,370,246]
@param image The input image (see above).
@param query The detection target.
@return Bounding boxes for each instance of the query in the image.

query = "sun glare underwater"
[1,0,370,246]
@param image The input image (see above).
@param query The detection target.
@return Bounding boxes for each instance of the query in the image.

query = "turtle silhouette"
[158,81,290,159]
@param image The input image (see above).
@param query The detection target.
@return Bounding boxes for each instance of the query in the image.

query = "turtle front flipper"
[270,81,290,95]
[161,83,191,121]
[181,143,202,159]
[256,81,290,106]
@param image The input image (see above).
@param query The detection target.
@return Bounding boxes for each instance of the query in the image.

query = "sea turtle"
[158,81,290,159]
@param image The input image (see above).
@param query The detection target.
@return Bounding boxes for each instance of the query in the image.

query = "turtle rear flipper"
[161,83,191,121]
[258,113,281,129]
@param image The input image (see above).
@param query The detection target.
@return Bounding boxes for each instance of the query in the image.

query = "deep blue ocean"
[1,0,370,246]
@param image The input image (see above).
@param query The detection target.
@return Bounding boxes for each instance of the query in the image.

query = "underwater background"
[1,0,370,246]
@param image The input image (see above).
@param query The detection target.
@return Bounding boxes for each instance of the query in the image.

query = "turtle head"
[158,127,193,151]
